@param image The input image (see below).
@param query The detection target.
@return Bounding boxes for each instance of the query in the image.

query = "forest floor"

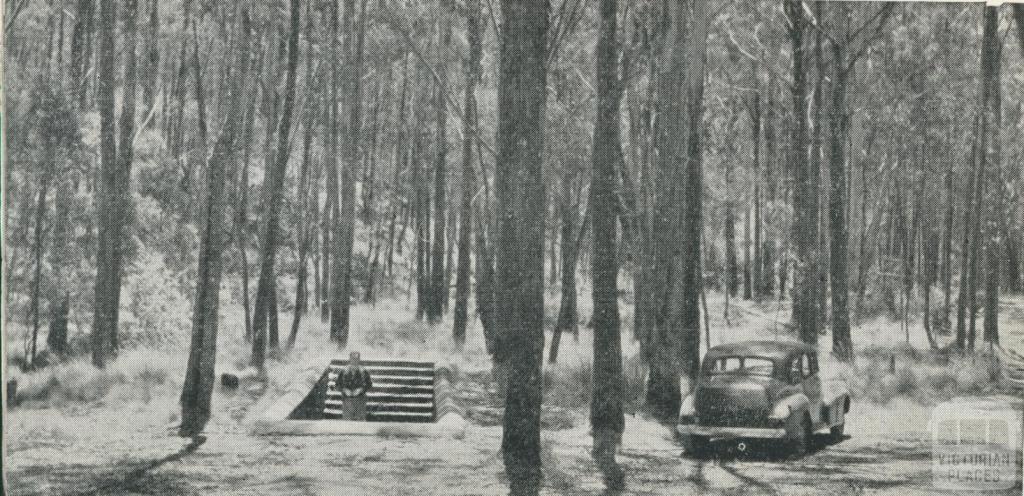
[5,292,1024,495]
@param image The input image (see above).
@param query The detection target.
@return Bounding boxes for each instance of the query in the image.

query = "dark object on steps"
[221,373,240,390]
[7,379,18,407]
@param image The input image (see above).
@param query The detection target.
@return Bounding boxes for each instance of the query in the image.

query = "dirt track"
[7,398,1019,496]
[7,298,1023,495]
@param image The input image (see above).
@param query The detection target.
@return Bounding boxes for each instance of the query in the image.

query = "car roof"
[705,340,816,361]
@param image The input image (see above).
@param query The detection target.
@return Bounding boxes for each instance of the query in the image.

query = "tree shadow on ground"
[686,433,848,463]
[68,436,208,496]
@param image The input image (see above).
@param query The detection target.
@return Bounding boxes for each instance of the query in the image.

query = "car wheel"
[829,423,845,441]
[790,417,812,458]
[682,435,712,458]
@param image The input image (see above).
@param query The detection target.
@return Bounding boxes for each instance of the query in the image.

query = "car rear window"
[706,356,775,376]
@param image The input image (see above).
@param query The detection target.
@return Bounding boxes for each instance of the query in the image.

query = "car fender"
[821,381,849,406]
[821,381,850,427]
[773,393,810,436]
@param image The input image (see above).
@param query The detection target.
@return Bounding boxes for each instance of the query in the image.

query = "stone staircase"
[324,359,435,423]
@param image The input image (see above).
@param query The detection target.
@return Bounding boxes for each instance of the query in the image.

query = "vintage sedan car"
[676,340,850,457]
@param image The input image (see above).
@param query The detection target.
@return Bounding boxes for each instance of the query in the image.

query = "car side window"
[789,358,802,384]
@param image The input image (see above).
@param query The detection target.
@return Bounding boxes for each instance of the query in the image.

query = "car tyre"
[790,417,812,459]
[682,435,712,459]
[829,423,844,441]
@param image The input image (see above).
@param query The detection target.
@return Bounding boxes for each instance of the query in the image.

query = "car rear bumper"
[677,424,788,439]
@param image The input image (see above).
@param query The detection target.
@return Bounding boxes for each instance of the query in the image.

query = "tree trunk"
[590,0,625,488]
[288,60,319,349]
[142,0,159,115]
[68,0,96,106]
[362,83,384,305]
[966,139,986,352]
[427,5,452,323]
[940,167,954,332]
[321,0,340,323]
[677,0,709,385]
[329,0,367,346]
[48,164,72,359]
[827,2,852,361]
[415,136,429,319]
[496,0,548,492]
[384,58,410,287]
[28,175,51,368]
[1014,4,1024,59]
[475,215,497,355]
[954,134,977,350]
[743,199,752,300]
[180,7,252,437]
[786,0,818,345]
[251,0,301,367]
[452,0,482,347]
[812,5,828,335]
[550,171,581,364]
[643,0,709,421]
[548,214,559,289]
[751,66,763,301]
[725,175,738,298]
[92,0,136,367]
[236,85,256,342]
[761,80,776,297]
[980,6,1001,346]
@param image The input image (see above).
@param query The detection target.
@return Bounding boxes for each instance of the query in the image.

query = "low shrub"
[10,348,179,408]
[544,359,592,409]
[845,346,1001,405]
[542,351,648,412]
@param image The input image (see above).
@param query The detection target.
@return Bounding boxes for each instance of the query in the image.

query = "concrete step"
[324,400,434,413]
[328,366,435,378]
[322,359,436,423]
[323,408,435,422]
[329,375,433,387]
[329,359,434,368]
[326,392,433,403]
[354,385,434,394]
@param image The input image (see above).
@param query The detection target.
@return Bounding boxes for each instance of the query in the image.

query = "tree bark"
[329,0,367,346]
[677,0,709,384]
[725,164,738,298]
[48,159,72,359]
[92,0,136,367]
[786,0,818,345]
[940,166,954,332]
[452,0,482,347]
[288,50,319,349]
[590,0,625,488]
[496,0,548,492]
[321,0,340,324]
[236,76,257,342]
[550,169,583,364]
[751,63,763,301]
[643,0,709,420]
[142,0,159,115]
[68,0,95,106]
[251,0,301,367]
[28,175,51,368]
[827,2,852,361]
[427,4,452,323]
[980,6,1001,346]
[1014,4,1024,59]
[180,7,252,437]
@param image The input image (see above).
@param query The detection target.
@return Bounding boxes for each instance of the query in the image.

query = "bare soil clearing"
[6,296,1023,495]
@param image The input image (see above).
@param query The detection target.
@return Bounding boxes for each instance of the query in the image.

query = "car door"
[801,352,824,427]
[781,355,803,399]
